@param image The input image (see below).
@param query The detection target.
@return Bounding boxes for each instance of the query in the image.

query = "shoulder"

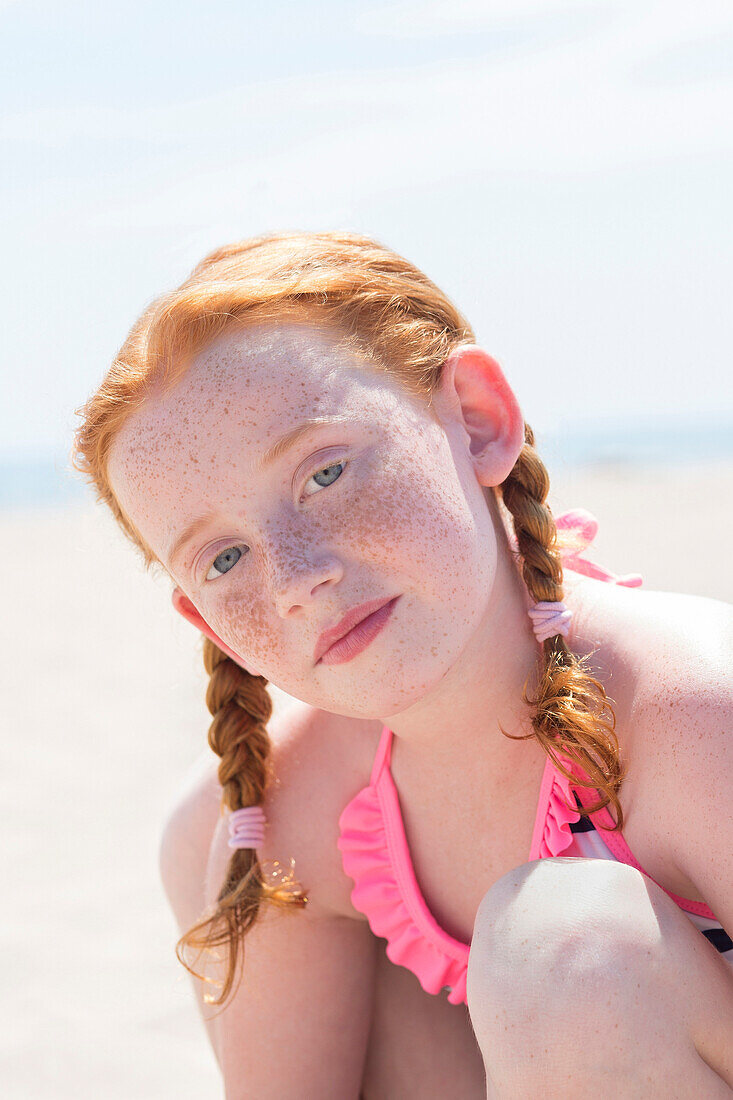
[159,699,382,932]
[570,579,732,896]
[568,578,732,746]
[176,702,384,920]
[567,578,732,810]
[260,699,383,919]
[615,589,732,817]
[620,592,733,922]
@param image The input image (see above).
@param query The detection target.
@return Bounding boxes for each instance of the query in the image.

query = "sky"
[2,0,732,464]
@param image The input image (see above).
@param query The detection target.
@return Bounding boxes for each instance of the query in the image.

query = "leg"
[361,947,486,1099]
[466,858,733,1098]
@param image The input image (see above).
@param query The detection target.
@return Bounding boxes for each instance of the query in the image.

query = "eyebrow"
[166,415,350,568]
[257,414,350,470]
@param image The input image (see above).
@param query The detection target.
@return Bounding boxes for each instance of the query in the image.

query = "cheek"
[209,589,280,666]
[339,448,493,590]
[197,448,495,671]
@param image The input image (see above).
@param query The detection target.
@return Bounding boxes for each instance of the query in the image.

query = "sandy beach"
[3,461,732,1099]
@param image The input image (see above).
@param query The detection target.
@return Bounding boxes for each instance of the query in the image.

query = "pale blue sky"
[2,0,732,462]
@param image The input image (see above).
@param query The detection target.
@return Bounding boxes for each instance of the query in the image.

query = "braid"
[500,425,625,828]
[204,640,272,813]
[176,639,307,1006]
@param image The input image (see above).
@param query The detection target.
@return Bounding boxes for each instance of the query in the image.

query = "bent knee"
[467,858,662,1021]
[472,856,657,949]
[158,754,222,928]
[467,859,733,1090]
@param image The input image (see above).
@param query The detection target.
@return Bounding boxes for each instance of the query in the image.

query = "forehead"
[177,321,371,413]
[106,321,424,540]
[113,321,398,460]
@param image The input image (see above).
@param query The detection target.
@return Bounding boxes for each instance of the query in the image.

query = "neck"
[381,501,542,792]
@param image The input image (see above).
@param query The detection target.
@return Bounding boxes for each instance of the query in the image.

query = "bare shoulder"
[257,699,383,920]
[607,588,733,919]
[159,700,381,950]
[570,578,732,746]
[607,586,730,743]
[619,587,733,800]
[570,579,732,865]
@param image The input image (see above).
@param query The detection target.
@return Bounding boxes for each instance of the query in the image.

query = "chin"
[392,664,462,716]
[354,647,464,720]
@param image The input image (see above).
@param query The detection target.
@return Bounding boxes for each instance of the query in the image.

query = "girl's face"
[107,322,503,719]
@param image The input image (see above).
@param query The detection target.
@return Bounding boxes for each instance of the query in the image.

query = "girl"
[73,232,733,1098]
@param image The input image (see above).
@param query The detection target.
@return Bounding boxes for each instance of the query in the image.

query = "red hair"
[72,231,621,1004]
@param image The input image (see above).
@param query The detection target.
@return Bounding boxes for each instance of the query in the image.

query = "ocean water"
[538,417,733,472]
[2,418,732,511]
[0,454,89,510]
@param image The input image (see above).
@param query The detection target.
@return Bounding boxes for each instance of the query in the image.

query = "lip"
[314,596,399,665]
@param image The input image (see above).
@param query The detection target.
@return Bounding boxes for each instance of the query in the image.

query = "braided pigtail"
[500,425,624,828]
[176,639,307,1006]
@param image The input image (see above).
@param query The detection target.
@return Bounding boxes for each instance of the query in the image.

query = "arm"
[635,596,733,937]
[664,690,733,938]
[200,816,377,1100]
[159,705,380,1099]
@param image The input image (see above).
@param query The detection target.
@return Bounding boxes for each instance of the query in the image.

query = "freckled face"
[107,322,499,718]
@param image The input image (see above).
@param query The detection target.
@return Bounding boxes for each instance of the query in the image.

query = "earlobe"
[441,345,525,486]
[171,587,259,676]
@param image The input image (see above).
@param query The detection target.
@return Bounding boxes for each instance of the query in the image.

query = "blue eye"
[304,462,344,496]
[205,545,247,581]
[203,460,345,583]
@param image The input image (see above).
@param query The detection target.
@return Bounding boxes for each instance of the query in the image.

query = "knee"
[467,858,660,1038]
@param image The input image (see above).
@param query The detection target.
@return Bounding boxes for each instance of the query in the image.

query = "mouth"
[314,596,400,666]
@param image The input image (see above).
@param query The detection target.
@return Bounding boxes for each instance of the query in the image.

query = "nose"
[267,542,345,618]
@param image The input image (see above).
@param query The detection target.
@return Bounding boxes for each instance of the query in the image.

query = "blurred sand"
[2,462,732,1098]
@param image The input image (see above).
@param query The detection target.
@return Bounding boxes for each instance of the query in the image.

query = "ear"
[171,587,260,676]
[437,345,525,486]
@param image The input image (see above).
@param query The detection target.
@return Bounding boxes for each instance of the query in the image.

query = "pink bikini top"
[336,511,724,1006]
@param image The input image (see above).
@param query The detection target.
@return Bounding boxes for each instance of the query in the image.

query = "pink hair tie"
[528,601,573,644]
[228,806,266,850]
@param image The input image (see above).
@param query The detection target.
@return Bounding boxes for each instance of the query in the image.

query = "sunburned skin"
[107,321,545,792]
